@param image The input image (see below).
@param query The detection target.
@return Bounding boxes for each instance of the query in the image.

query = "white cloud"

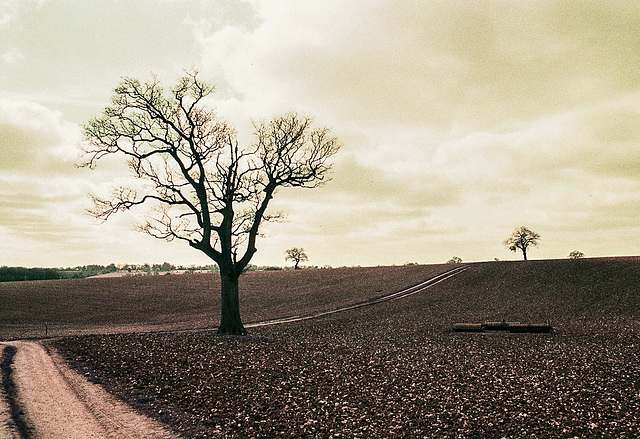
[0,98,81,173]
[196,1,640,131]
[0,0,48,29]
[0,99,92,265]
[0,46,22,63]
[0,0,17,28]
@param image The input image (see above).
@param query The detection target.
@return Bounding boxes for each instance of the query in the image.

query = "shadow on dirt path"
[0,341,181,439]
[1,344,28,438]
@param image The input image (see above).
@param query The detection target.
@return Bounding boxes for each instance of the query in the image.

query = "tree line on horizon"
[0,263,217,282]
[0,261,331,283]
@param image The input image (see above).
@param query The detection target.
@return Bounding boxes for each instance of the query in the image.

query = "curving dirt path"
[0,341,180,439]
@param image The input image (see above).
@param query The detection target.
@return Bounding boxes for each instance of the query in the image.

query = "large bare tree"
[81,71,340,334]
[503,226,540,261]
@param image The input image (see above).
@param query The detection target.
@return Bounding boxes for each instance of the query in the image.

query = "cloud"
[0,47,23,64]
[321,153,459,207]
[0,0,19,29]
[0,99,91,261]
[194,1,640,263]
[0,0,212,124]
[0,98,80,174]
[197,1,640,131]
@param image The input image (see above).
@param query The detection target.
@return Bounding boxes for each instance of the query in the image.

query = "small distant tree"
[160,262,175,271]
[285,247,308,269]
[447,256,463,264]
[568,250,585,259]
[503,226,540,261]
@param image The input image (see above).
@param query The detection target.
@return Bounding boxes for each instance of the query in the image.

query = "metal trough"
[453,322,553,333]
[482,321,520,331]
[508,323,553,333]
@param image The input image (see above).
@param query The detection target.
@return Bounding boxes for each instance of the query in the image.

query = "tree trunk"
[217,270,246,335]
[522,248,528,261]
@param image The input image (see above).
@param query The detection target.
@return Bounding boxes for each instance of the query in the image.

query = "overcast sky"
[2,0,640,268]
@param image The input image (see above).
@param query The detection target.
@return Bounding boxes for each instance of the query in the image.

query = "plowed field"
[47,258,640,438]
[0,264,450,340]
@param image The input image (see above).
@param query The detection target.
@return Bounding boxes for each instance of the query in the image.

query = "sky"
[1,0,640,268]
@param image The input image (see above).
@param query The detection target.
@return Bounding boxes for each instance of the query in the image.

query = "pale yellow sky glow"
[1,0,640,267]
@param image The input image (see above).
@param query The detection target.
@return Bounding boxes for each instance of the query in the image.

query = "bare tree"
[80,71,340,334]
[285,247,309,269]
[503,226,540,261]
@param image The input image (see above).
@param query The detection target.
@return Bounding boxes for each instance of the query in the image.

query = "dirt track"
[0,341,179,439]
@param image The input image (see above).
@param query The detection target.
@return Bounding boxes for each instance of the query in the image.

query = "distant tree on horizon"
[568,250,585,259]
[503,226,540,261]
[285,247,309,270]
[80,70,340,335]
[447,256,463,264]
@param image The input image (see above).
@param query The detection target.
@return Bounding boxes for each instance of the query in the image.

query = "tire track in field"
[246,264,469,328]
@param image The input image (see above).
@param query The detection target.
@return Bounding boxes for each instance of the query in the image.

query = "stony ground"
[51,259,640,438]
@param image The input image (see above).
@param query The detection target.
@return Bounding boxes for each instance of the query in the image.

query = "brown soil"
[0,264,450,340]
[51,258,640,438]
[4,258,640,437]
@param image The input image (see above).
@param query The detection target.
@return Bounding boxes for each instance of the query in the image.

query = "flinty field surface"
[46,258,640,438]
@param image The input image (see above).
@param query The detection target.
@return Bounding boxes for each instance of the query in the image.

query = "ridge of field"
[0,264,452,340]
[52,257,640,437]
[258,256,640,339]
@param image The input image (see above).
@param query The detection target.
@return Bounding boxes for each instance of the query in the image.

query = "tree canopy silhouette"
[285,247,309,269]
[81,71,341,334]
[568,250,585,259]
[503,226,540,261]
